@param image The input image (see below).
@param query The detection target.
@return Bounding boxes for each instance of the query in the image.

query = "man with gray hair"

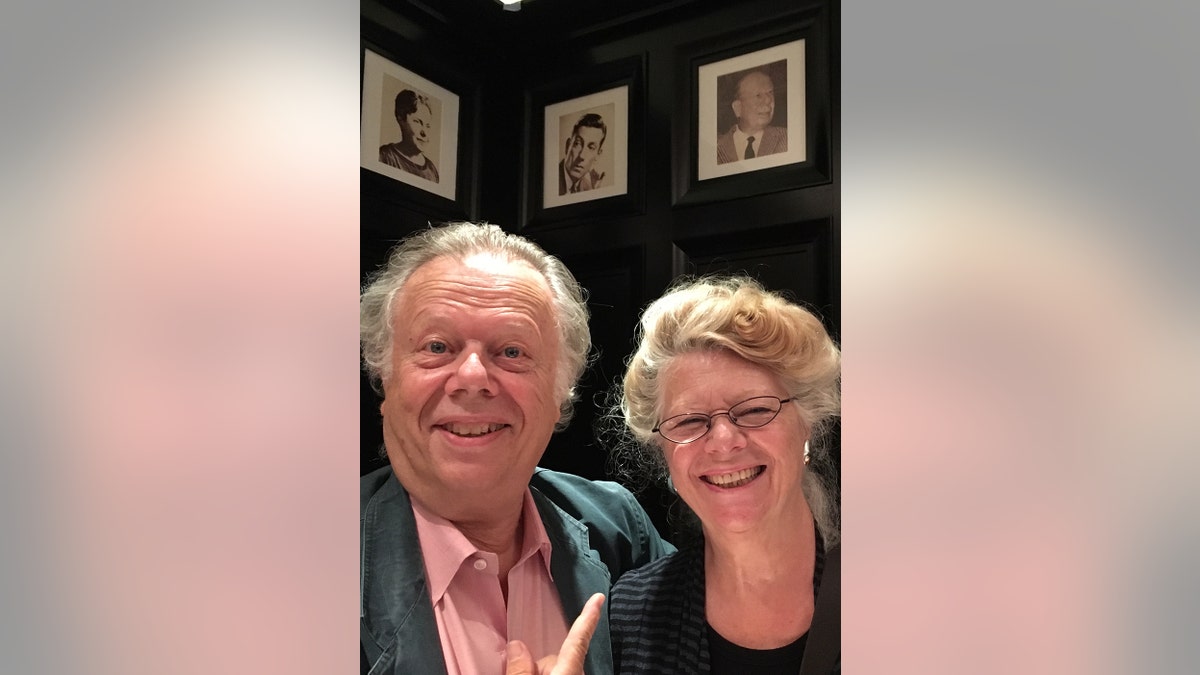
[360,222,672,675]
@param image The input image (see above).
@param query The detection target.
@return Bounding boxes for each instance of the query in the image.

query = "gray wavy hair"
[611,276,841,545]
[360,222,592,430]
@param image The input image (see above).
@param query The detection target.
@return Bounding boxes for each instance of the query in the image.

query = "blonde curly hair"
[614,276,841,544]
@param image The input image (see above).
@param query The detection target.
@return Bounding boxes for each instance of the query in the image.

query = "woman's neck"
[702,510,818,649]
[397,139,426,164]
[704,513,816,590]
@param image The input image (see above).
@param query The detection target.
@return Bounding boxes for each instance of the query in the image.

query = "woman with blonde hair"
[609,276,840,674]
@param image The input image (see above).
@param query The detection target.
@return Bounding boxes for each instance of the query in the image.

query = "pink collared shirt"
[412,490,570,675]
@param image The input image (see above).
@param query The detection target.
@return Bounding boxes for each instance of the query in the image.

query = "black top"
[610,529,840,675]
[707,622,808,674]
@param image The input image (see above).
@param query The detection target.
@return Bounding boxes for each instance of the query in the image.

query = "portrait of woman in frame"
[360,48,460,201]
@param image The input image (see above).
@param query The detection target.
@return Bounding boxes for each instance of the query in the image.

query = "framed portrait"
[360,48,460,202]
[698,40,804,181]
[521,55,645,230]
[673,6,832,206]
[543,86,629,209]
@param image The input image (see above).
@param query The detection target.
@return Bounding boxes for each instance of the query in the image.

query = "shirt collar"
[733,125,764,154]
[411,488,555,603]
[562,164,579,193]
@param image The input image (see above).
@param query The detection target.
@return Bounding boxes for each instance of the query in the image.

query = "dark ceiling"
[386,0,715,45]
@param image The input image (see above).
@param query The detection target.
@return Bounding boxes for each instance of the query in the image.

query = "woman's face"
[657,349,811,535]
[399,103,433,152]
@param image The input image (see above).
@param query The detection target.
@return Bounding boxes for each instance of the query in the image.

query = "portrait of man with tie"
[716,63,789,165]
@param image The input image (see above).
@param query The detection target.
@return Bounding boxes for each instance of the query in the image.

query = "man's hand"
[505,592,605,675]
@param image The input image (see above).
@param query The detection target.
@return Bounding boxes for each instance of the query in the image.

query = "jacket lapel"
[532,488,616,675]
[361,477,448,675]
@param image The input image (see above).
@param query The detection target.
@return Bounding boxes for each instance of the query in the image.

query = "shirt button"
[473,558,487,571]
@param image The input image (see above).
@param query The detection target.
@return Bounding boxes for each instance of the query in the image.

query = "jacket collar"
[360,474,448,674]
[362,472,618,675]
[530,484,615,674]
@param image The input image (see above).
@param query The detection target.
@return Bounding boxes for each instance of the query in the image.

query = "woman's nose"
[704,415,747,452]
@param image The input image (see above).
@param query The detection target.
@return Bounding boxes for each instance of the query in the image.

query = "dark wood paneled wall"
[361,0,839,541]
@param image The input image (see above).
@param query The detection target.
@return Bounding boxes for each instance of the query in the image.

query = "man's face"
[399,103,433,151]
[731,72,775,133]
[564,126,605,181]
[380,253,563,521]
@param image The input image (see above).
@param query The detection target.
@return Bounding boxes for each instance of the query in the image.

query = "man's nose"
[446,350,493,396]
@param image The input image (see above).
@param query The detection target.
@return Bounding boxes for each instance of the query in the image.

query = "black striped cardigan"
[609,538,840,674]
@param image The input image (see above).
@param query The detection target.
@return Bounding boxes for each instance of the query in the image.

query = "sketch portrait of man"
[558,112,607,195]
[716,63,788,165]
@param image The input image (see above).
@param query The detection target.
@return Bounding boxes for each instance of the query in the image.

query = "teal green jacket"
[360,466,674,675]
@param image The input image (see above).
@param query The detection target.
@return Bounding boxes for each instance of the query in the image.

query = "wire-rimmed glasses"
[652,395,794,444]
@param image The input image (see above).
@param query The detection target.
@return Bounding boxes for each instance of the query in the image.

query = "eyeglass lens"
[656,396,786,443]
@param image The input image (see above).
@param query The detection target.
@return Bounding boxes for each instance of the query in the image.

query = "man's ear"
[731,99,743,120]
